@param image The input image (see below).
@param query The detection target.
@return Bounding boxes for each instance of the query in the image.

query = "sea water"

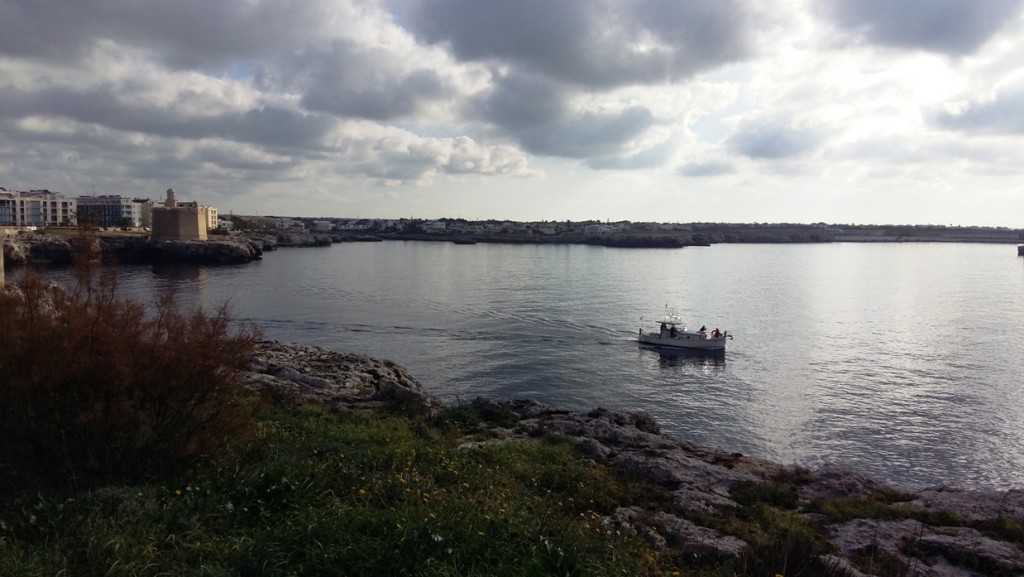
[36,241,1024,490]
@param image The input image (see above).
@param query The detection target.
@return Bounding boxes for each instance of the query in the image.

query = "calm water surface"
[46,242,1024,490]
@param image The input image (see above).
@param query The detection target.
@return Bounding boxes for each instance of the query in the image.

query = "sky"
[2,0,1024,226]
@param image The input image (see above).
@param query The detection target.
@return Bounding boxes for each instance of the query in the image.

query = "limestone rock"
[459,395,1024,576]
[242,340,442,410]
[907,487,1024,523]
[2,234,263,267]
[104,237,263,264]
[275,233,332,247]
[798,464,891,503]
[468,396,782,512]
[830,518,1024,577]
[246,234,279,251]
[2,237,27,267]
[3,234,75,266]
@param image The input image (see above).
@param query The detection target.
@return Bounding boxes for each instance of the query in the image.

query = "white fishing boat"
[637,309,731,351]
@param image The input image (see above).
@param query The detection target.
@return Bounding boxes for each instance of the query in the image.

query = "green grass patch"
[806,487,966,528]
[975,516,1024,548]
[0,403,935,576]
[0,405,672,576]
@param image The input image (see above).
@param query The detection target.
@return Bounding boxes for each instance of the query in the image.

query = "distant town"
[3,186,1024,247]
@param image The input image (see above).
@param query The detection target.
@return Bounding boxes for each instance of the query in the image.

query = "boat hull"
[637,331,728,351]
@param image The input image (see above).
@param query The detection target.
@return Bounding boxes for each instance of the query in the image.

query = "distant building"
[206,206,219,230]
[150,188,212,241]
[337,219,372,231]
[133,198,156,228]
[77,195,140,227]
[267,217,304,231]
[0,189,17,226]
[583,224,615,235]
[421,220,447,234]
[1,189,77,227]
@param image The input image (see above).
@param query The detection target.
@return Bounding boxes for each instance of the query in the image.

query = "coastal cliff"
[2,233,263,266]
[243,340,1024,577]
[0,230,354,269]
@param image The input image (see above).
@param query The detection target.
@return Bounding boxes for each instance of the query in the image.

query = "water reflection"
[638,344,726,368]
[148,263,211,309]
[150,262,207,282]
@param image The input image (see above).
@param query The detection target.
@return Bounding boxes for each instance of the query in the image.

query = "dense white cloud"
[0,0,1023,225]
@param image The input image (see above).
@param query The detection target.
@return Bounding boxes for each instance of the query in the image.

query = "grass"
[0,402,861,577]
[8,401,987,576]
[1,405,670,576]
[6,395,1007,573]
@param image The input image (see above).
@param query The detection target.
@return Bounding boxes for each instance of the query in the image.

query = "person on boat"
[699,325,706,333]
[712,328,721,338]
[670,326,677,337]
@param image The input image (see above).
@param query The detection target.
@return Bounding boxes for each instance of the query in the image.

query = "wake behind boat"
[637,309,731,351]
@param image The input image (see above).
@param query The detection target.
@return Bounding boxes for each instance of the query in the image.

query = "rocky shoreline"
[0,230,347,269]
[1,233,264,266]
[244,340,1024,577]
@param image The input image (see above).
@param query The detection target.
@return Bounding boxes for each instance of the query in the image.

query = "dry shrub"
[0,241,262,488]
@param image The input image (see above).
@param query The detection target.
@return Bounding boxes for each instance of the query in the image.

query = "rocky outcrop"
[826,518,1024,577]
[242,340,442,410]
[244,234,278,251]
[3,236,27,267]
[2,234,262,266]
[234,344,1024,576]
[275,232,332,247]
[468,398,785,510]
[460,398,1024,577]
[106,237,263,264]
[3,233,76,266]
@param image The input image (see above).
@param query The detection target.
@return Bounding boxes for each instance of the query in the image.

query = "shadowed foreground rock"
[243,340,442,410]
[244,342,1024,576]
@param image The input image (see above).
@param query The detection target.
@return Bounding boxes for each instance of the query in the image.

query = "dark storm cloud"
[395,0,756,167]
[299,40,447,121]
[471,72,655,160]
[0,0,321,68]
[726,118,822,160]
[401,0,754,88]
[521,107,656,159]
[818,0,1024,55]
[472,73,566,129]
[931,88,1024,134]
[0,84,334,151]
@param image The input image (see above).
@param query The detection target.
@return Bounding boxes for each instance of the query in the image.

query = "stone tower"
[165,187,177,208]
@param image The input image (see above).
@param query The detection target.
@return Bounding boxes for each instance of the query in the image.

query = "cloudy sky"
[2,0,1024,226]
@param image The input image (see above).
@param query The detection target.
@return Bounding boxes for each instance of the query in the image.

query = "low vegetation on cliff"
[0,403,839,577]
[5,399,1022,576]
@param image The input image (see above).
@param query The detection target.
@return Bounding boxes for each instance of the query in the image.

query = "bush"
[0,243,262,489]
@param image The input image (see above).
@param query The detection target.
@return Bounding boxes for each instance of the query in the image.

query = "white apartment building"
[0,189,77,227]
